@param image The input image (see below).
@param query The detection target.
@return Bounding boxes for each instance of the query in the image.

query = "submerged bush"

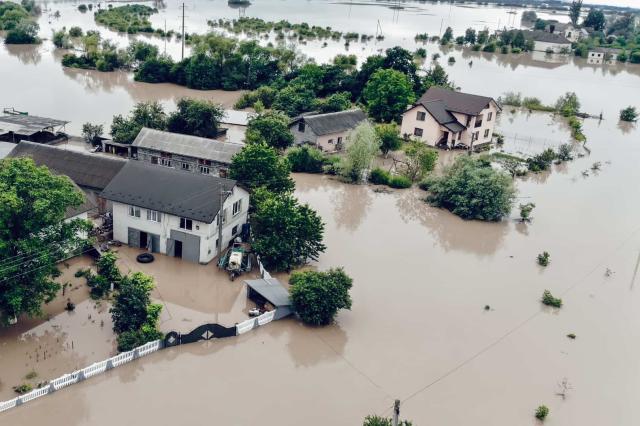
[537,251,550,266]
[422,156,515,221]
[535,405,549,421]
[388,175,412,188]
[527,149,556,172]
[542,290,561,308]
[286,146,326,173]
[368,167,391,185]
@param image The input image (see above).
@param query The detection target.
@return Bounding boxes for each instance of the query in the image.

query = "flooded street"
[3,113,640,424]
[1,0,640,424]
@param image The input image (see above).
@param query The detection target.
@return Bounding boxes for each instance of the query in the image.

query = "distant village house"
[290,109,367,153]
[523,30,572,53]
[400,87,500,149]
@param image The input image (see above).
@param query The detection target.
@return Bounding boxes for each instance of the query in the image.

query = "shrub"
[527,149,556,172]
[511,47,522,53]
[557,143,573,161]
[388,175,412,188]
[502,91,522,106]
[620,106,638,122]
[500,45,509,54]
[286,146,326,173]
[537,251,550,266]
[483,43,497,52]
[368,167,390,185]
[629,51,640,64]
[13,384,32,394]
[471,44,481,51]
[519,202,535,221]
[5,21,39,44]
[290,268,353,326]
[535,405,549,421]
[78,4,88,12]
[69,26,83,37]
[422,156,515,221]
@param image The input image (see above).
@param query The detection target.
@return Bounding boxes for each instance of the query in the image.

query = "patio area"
[115,246,259,333]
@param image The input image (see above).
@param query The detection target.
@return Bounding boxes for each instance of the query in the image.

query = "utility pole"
[181,2,185,60]
[392,399,400,426]
[164,19,167,56]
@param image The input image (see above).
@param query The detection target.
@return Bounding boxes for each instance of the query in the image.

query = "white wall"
[111,186,250,264]
[534,40,571,53]
[400,102,499,148]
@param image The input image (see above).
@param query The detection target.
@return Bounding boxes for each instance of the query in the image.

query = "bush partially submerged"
[527,149,556,172]
[542,290,562,308]
[422,156,515,221]
[368,167,391,185]
[290,268,353,326]
[535,405,549,421]
[537,251,550,266]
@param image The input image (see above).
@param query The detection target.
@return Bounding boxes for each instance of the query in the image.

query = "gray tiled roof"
[132,128,244,164]
[421,100,465,132]
[418,87,496,116]
[100,160,237,223]
[65,180,97,219]
[294,109,367,136]
[523,30,570,44]
[7,141,126,190]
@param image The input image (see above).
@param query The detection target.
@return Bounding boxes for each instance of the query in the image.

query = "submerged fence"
[0,254,282,414]
[0,339,163,413]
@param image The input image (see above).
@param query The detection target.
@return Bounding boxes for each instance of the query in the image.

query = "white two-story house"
[100,161,250,264]
[400,87,501,149]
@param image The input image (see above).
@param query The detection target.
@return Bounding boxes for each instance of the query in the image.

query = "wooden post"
[392,399,400,426]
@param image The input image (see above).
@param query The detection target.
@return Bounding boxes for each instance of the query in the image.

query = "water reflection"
[4,43,42,65]
[330,183,373,233]
[395,188,509,256]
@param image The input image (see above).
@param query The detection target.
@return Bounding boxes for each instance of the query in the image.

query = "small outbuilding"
[244,278,293,320]
[0,114,69,144]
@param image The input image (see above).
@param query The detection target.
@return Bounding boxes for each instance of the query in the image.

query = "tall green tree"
[110,101,167,144]
[375,122,402,155]
[422,64,453,90]
[339,122,381,182]
[290,268,352,326]
[0,158,91,321]
[245,111,294,150]
[363,69,415,123]
[569,0,583,26]
[166,98,224,139]
[583,9,605,31]
[252,192,325,271]
[229,142,294,194]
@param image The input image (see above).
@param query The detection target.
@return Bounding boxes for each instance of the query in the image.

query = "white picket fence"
[0,339,163,414]
[0,257,283,414]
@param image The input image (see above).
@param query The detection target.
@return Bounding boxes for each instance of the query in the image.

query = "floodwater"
[0,256,115,400]
[2,0,640,424]
[3,110,640,424]
[1,0,639,134]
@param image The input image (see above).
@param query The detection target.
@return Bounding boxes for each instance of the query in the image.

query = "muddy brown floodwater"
[2,111,640,425]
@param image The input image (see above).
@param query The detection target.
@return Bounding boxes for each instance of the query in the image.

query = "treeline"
[208,17,381,43]
[0,0,40,44]
[430,26,534,54]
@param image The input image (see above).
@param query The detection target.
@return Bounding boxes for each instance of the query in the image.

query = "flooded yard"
[2,114,640,424]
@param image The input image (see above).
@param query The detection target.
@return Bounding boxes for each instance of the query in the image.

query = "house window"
[199,166,210,174]
[413,128,423,137]
[147,209,161,222]
[181,162,190,171]
[337,136,342,144]
[484,129,490,138]
[328,139,334,144]
[416,111,426,121]
[151,156,158,165]
[232,200,241,216]
[160,158,172,167]
[232,225,238,235]
[219,168,228,178]
[298,121,305,132]
[487,112,493,121]
[179,217,193,231]
[457,132,462,140]
[474,115,483,128]
[128,206,141,218]
[473,131,479,141]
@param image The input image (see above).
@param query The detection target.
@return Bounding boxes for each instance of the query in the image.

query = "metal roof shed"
[244,278,293,320]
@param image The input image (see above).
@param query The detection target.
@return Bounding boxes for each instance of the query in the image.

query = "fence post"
[106,358,115,370]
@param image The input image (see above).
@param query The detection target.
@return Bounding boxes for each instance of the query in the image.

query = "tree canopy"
[166,98,225,139]
[110,101,167,144]
[583,8,605,31]
[0,158,90,321]
[252,191,326,271]
[422,156,516,221]
[339,122,381,182]
[375,122,403,155]
[245,111,294,150]
[229,142,295,194]
[363,68,415,123]
[289,268,352,325]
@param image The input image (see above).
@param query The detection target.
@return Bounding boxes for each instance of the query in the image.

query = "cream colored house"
[400,87,500,149]
[289,109,367,152]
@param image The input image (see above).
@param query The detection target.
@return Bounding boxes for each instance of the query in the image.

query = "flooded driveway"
[3,115,640,424]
